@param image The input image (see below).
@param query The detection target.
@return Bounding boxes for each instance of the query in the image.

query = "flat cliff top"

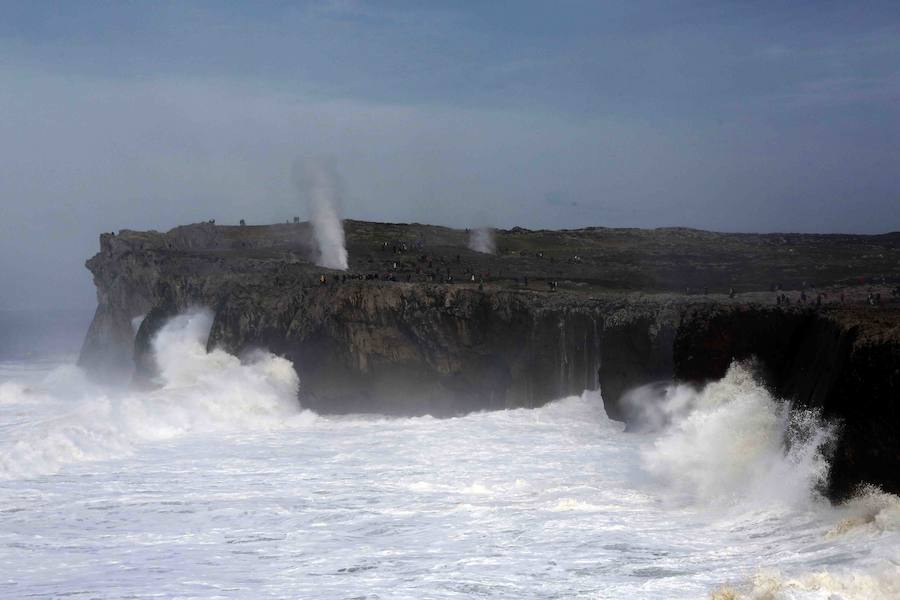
[97,219,900,291]
[89,219,900,343]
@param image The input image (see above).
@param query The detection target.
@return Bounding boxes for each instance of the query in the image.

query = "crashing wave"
[0,308,313,479]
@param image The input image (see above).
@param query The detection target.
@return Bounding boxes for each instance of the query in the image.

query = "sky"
[1,1,899,309]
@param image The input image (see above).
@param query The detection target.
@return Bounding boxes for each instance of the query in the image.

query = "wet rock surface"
[79,220,900,498]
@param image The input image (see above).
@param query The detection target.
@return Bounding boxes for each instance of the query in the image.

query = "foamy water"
[0,311,897,599]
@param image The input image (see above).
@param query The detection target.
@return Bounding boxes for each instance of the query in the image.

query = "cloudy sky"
[2,1,899,309]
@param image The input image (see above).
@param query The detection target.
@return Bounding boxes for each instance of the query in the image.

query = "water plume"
[639,361,836,507]
[468,227,496,254]
[295,158,348,270]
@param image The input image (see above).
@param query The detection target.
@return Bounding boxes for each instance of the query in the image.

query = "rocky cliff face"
[79,221,900,498]
[672,305,900,499]
[208,285,604,415]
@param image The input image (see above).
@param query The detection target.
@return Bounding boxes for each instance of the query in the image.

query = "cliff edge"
[79,220,900,498]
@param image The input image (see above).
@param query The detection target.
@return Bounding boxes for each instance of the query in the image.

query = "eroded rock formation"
[79,221,900,498]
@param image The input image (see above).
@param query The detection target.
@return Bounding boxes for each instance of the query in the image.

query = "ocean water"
[0,310,898,599]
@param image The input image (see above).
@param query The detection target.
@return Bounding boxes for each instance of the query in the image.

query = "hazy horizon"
[2,1,899,310]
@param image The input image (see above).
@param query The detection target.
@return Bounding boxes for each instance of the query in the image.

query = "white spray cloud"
[468,227,496,254]
[295,158,349,270]
[0,308,314,480]
[639,361,836,508]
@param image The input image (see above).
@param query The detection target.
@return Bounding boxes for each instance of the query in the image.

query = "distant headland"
[78,220,900,499]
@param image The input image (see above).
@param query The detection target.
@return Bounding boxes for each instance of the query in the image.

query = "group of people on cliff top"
[380,239,425,254]
[776,292,827,307]
[773,289,892,308]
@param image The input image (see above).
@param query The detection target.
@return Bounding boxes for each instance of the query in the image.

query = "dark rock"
[671,304,899,499]
[77,220,900,498]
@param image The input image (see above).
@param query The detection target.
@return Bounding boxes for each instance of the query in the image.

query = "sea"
[0,308,897,599]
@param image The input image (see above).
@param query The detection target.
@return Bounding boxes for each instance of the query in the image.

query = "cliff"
[673,305,900,499]
[79,220,900,498]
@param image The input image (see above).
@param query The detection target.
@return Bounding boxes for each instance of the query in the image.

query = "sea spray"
[640,361,836,507]
[0,308,312,479]
[468,227,496,254]
[633,363,900,596]
[2,363,899,597]
[295,158,349,270]
[828,484,900,537]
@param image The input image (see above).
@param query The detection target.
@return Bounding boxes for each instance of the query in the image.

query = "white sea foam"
[641,362,835,508]
[712,563,900,600]
[642,363,899,598]
[0,308,312,479]
[0,332,897,599]
[828,484,900,537]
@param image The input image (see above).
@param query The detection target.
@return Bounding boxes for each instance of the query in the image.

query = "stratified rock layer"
[80,221,900,498]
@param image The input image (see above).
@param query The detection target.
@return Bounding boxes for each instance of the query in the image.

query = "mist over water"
[0,309,312,480]
[0,313,898,598]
